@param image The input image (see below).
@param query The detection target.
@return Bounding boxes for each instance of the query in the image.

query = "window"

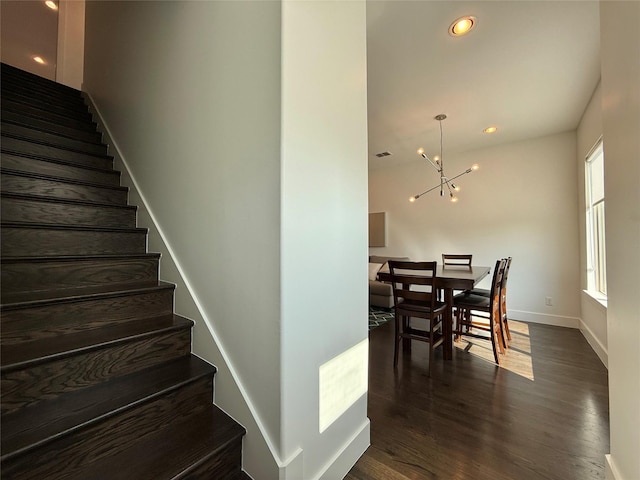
[585,140,607,296]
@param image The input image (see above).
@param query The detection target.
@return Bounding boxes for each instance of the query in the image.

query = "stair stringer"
[83,92,284,480]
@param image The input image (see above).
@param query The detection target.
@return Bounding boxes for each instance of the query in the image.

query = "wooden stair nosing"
[1,283,176,346]
[1,91,92,121]
[0,100,98,133]
[1,222,146,235]
[0,370,214,479]
[0,281,175,312]
[1,135,113,167]
[1,63,83,97]
[1,226,148,258]
[1,253,161,299]
[1,168,129,205]
[0,81,84,108]
[0,355,217,462]
[1,191,137,211]
[1,152,122,186]
[0,314,194,372]
[0,111,103,144]
[0,99,96,129]
[0,85,87,113]
[73,407,246,480]
[1,225,147,257]
[1,122,108,156]
[0,90,93,120]
[1,83,87,106]
[1,193,138,229]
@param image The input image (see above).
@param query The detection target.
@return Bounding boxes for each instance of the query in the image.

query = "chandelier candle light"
[409,114,479,203]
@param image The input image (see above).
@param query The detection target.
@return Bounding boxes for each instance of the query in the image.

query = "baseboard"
[510,309,580,329]
[316,419,370,480]
[579,319,608,368]
[605,454,622,480]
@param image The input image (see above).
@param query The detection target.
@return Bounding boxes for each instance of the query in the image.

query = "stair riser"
[1,257,159,297]
[0,85,84,113]
[2,87,92,122]
[1,100,97,133]
[1,173,128,205]
[2,111,102,144]
[177,440,243,480]
[1,89,92,120]
[1,154,121,186]
[2,123,108,156]
[1,197,136,228]
[1,328,194,416]
[1,376,212,479]
[1,65,83,99]
[1,227,147,257]
[1,136,112,170]
[1,288,174,346]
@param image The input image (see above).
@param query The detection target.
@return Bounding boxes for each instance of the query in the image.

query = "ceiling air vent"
[375,151,392,158]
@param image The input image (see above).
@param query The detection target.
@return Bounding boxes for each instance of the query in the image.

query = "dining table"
[379,264,491,360]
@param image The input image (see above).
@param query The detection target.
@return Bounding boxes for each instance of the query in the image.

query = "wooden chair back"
[442,254,472,268]
[388,261,438,313]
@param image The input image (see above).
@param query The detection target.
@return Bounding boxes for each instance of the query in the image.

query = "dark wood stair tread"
[1,111,102,144]
[1,134,113,162]
[1,168,128,195]
[75,407,246,480]
[1,151,119,175]
[1,191,137,211]
[1,63,83,97]
[1,355,215,460]
[0,281,175,311]
[1,253,162,303]
[1,222,146,234]
[2,122,107,152]
[1,314,192,369]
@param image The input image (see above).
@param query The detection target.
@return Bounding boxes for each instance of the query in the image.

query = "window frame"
[585,138,607,297]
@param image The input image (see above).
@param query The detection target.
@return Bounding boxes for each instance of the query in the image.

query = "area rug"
[368,306,394,330]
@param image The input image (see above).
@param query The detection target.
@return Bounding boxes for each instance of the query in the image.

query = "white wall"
[600,2,640,480]
[280,2,370,478]
[83,2,369,479]
[56,0,84,89]
[576,81,608,366]
[83,2,282,477]
[369,132,581,327]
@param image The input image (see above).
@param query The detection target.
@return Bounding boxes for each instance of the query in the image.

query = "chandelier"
[409,114,479,203]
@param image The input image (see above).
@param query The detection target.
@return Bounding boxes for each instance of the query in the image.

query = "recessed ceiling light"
[32,56,46,65]
[45,0,58,10]
[449,16,476,37]
[483,126,498,134]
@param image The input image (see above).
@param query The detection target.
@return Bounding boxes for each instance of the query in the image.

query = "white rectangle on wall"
[319,338,368,433]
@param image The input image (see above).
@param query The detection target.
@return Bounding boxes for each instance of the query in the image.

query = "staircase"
[0,63,249,479]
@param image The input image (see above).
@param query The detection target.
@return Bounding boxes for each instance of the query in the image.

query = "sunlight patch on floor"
[454,319,534,380]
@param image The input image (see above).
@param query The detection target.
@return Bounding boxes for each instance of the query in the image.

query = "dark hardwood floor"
[346,319,609,480]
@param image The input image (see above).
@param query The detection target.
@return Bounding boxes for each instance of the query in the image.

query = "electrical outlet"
[545,297,553,306]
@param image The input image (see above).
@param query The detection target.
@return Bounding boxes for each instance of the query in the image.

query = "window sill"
[583,289,607,310]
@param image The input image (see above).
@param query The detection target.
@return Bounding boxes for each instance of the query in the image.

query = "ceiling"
[1,0,602,172]
[367,1,601,170]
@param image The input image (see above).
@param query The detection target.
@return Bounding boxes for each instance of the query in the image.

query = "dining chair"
[453,258,507,364]
[388,260,447,377]
[442,254,472,267]
[439,254,473,301]
[466,257,512,347]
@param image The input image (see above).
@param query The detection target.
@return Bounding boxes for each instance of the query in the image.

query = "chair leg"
[503,315,511,341]
[393,314,401,367]
[491,329,502,365]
